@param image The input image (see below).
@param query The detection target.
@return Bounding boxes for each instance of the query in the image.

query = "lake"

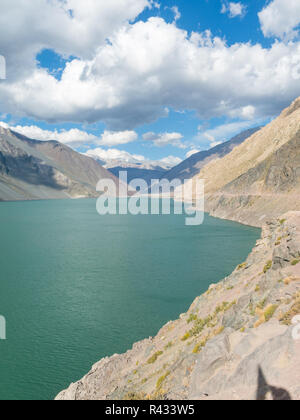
[0,199,260,400]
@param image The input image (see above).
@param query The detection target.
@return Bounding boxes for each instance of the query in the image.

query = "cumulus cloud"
[221,2,246,18]
[259,0,300,40]
[1,4,300,130]
[99,130,138,146]
[2,122,138,147]
[0,0,151,81]
[143,131,185,148]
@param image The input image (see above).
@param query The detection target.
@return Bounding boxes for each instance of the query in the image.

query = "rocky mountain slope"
[184,97,300,227]
[56,212,300,401]
[0,127,118,201]
[162,128,261,182]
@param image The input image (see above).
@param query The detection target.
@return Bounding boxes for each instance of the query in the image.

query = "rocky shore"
[56,212,300,400]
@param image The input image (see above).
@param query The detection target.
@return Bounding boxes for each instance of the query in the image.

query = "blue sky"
[1,0,300,167]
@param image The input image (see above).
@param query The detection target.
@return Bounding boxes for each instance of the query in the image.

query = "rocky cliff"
[56,212,300,400]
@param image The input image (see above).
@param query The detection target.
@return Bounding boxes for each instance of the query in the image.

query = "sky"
[0,0,300,167]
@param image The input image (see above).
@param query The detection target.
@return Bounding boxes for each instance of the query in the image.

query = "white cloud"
[259,0,300,40]
[186,149,200,159]
[171,6,181,22]
[159,155,182,166]
[85,147,145,164]
[143,131,185,148]
[1,7,300,129]
[84,147,181,169]
[99,130,138,146]
[2,123,138,147]
[0,0,151,81]
[196,120,263,146]
[221,2,246,18]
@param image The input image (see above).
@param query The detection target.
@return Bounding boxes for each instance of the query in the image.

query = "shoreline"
[56,212,300,400]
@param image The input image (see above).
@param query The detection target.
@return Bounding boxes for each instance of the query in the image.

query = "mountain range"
[187,97,300,226]
[162,127,261,182]
[0,127,118,201]
[1,97,300,214]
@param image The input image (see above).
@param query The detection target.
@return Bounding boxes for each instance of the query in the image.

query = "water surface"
[0,199,260,400]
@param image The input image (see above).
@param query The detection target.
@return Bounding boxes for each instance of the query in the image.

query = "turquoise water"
[0,199,260,400]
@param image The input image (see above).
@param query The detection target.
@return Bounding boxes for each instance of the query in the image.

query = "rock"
[56,212,300,401]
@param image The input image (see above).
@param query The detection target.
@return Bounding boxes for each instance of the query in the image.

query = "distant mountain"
[187,97,300,226]
[85,156,171,185]
[108,165,167,185]
[162,127,261,182]
[0,127,119,201]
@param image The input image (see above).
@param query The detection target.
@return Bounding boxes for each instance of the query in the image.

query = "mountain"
[108,164,167,185]
[86,156,171,186]
[57,212,300,400]
[0,127,119,201]
[187,97,300,226]
[56,99,300,401]
[162,127,261,182]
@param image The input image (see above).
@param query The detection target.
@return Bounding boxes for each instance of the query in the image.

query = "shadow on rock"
[256,367,292,401]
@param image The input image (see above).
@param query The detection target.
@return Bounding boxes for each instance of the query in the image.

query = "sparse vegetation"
[187,313,198,324]
[181,332,191,341]
[192,336,209,354]
[156,371,170,389]
[280,300,300,325]
[237,262,247,271]
[254,304,278,328]
[214,326,225,336]
[124,392,147,400]
[147,351,163,364]
[187,300,237,338]
[189,315,211,336]
[257,298,267,310]
[192,343,202,354]
[291,259,300,266]
[264,305,278,322]
[263,260,272,273]
[279,219,286,225]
